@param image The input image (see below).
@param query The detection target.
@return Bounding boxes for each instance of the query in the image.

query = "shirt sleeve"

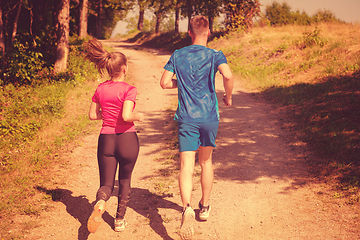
[215,51,228,68]
[163,51,177,73]
[92,87,100,103]
[124,86,137,103]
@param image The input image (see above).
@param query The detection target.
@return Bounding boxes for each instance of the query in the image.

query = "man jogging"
[160,15,234,240]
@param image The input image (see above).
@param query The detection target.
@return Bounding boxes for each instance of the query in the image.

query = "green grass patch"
[0,37,99,239]
[262,71,360,199]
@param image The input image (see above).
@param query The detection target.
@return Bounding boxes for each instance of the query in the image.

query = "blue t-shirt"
[164,45,227,123]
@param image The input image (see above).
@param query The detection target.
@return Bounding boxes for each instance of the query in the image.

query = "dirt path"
[27,40,359,240]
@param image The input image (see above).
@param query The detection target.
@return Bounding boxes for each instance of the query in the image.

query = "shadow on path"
[113,186,182,240]
[212,89,309,190]
[36,186,181,240]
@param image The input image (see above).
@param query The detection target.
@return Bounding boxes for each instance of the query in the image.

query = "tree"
[0,3,5,54]
[151,0,172,33]
[224,0,260,32]
[174,0,180,33]
[194,0,223,33]
[0,0,24,53]
[87,0,128,39]
[97,0,102,38]
[137,0,151,31]
[10,0,22,51]
[78,0,88,37]
[54,0,70,72]
[186,0,192,30]
[265,1,292,26]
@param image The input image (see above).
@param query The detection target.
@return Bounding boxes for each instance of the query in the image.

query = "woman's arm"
[122,100,144,122]
[160,70,177,89]
[89,102,102,120]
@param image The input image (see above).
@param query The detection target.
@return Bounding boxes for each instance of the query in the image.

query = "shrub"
[296,27,328,49]
[265,1,292,26]
[1,40,46,86]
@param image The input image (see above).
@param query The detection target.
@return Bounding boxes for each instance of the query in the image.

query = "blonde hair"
[189,15,209,36]
[85,38,127,77]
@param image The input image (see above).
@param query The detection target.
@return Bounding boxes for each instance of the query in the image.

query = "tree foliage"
[0,0,129,85]
[224,0,261,32]
[265,1,340,26]
[0,0,341,85]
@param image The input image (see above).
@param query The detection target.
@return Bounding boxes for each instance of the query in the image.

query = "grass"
[0,80,100,239]
[0,37,100,239]
[137,22,360,204]
[2,20,360,238]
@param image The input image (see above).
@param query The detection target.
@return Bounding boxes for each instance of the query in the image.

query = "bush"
[265,1,340,26]
[313,9,339,23]
[296,27,328,49]
[265,2,292,26]
[1,40,46,86]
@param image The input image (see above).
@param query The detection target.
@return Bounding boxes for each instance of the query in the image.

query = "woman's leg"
[88,134,118,233]
[96,134,118,202]
[114,132,139,220]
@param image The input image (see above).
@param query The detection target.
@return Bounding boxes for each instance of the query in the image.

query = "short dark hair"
[189,15,209,35]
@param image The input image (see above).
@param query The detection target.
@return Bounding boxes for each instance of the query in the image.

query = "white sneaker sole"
[180,208,195,240]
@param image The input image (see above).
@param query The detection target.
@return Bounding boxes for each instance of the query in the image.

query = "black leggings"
[96,132,139,219]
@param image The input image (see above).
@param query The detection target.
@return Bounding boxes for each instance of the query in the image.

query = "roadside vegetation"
[128,21,360,205]
[0,36,100,238]
[217,23,360,204]
[1,0,359,238]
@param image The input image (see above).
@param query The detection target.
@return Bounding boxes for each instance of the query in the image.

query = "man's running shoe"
[87,200,106,233]
[198,201,211,221]
[179,204,195,240]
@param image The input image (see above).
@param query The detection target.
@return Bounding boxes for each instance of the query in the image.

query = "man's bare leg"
[179,151,196,240]
[179,151,196,209]
[198,146,214,207]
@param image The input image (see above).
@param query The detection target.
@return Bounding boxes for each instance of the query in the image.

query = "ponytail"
[85,38,127,77]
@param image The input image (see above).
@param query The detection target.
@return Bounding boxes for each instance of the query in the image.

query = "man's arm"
[160,70,178,89]
[218,63,234,106]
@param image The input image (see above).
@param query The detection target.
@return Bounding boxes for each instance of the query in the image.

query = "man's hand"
[223,94,232,106]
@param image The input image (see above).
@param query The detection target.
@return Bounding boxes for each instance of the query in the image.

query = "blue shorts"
[178,121,219,152]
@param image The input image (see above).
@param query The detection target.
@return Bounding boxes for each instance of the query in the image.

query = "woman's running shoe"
[87,200,106,233]
[114,219,127,232]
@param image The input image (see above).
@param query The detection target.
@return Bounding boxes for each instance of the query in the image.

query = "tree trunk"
[96,0,102,38]
[208,16,214,34]
[54,0,70,73]
[187,0,192,31]
[0,3,5,54]
[138,4,144,31]
[175,0,180,33]
[29,0,36,47]
[78,0,88,38]
[10,0,23,50]
[155,2,164,34]
[155,9,161,33]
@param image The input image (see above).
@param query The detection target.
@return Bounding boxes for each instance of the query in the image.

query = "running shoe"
[179,204,195,240]
[114,219,127,232]
[87,200,106,233]
[198,201,211,221]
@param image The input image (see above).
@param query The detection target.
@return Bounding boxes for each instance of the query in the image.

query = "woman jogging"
[85,38,144,233]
